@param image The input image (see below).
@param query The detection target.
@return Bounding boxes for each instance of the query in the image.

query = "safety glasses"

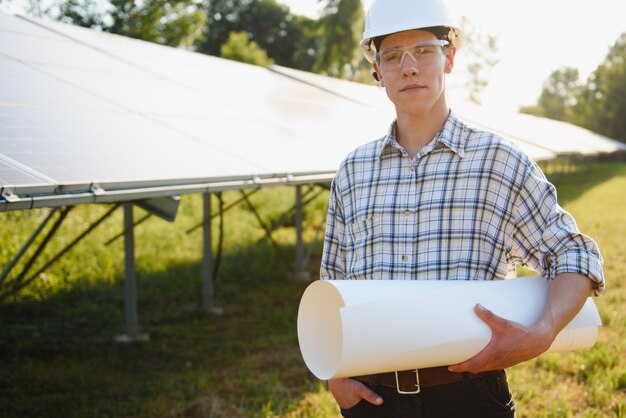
[375,39,449,71]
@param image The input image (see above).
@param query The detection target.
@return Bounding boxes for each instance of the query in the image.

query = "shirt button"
[402,255,408,262]
[404,210,411,216]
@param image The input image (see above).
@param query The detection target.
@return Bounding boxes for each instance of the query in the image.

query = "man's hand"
[328,378,383,409]
[449,273,593,374]
[448,303,553,373]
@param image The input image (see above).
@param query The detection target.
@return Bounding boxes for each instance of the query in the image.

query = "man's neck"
[395,102,450,159]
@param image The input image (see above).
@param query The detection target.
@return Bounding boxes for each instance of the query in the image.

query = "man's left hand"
[449,273,593,374]
[448,303,554,373]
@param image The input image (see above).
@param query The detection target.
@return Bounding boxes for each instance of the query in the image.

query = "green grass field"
[1,163,625,417]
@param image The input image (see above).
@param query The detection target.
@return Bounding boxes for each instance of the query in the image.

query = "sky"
[278,0,626,112]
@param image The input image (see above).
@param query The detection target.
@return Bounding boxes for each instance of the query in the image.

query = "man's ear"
[373,62,384,87]
[444,46,457,74]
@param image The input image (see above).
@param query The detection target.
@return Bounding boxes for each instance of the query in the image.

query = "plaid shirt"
[321,112,605,295]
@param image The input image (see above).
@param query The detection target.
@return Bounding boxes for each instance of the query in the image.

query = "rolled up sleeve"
[509,161,605,295]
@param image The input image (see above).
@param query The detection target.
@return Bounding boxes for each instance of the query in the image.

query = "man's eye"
[384,53,400,63]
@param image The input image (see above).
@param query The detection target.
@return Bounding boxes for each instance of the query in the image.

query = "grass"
[1,163,625,417]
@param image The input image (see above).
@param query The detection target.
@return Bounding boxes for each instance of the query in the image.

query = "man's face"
[373,29,456,117]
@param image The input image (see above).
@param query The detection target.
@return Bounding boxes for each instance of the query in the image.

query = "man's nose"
[400,51,419,75]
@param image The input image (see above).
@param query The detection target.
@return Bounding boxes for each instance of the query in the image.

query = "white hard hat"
[361,0,462,63]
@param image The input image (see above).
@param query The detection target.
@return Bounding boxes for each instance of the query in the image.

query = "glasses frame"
[374,39,450,70]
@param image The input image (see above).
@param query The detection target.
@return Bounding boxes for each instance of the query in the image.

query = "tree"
[198,0,320,71]
[522,32,626,143]
[314,0,364,79]
[520,67,581,122]
[459,17,499,105]
[573,32,626,142]
[220,30,274,67]
[107,0,207,47]
[22,0,49,17]
[53,0,207,48]
[288,14,322,72]
[57,0,105,28]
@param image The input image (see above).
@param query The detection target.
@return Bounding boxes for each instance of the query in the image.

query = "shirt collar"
[379,111,466,159]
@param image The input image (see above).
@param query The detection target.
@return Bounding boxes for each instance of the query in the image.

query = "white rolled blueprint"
[297,277,601,380]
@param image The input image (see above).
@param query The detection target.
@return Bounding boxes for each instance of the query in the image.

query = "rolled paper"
[297,276,601,380]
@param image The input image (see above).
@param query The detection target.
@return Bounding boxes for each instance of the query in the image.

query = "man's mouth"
[400,83,426,93]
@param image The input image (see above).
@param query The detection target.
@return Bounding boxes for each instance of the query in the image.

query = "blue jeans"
[340,370,515,418]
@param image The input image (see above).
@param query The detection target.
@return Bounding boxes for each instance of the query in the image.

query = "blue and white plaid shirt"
[321,112,605,295]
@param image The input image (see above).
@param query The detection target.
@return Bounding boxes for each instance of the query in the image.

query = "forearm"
[450,272,595,373]
[534,272,594,342]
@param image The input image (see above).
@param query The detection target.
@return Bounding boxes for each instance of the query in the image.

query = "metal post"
[117,203,148,342]
[293,185,310,282]
[202,192,214,312]
[202,193,222,315]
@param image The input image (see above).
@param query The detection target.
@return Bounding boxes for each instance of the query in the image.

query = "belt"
[353,367,501,395]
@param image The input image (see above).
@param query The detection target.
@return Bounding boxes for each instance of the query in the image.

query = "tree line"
[521,32,626,143]
[14,0,367,80]
[9,0,500,99]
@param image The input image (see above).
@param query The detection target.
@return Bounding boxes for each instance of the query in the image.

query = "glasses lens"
[377,41,446,71]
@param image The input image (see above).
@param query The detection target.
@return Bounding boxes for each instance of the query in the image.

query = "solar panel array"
[1,13,625,212]
[271,65,626,160]
[0,13,394,210]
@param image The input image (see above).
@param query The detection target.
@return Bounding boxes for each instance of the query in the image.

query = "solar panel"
[0,15,351,209]
[4,104,269,181]
[1,13,625,213]
[269,65,395,114]
[269,60,626,160]
[454,103,626,156]
[0,155,52,186]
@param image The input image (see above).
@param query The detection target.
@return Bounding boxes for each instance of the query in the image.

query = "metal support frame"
[116,203,148,343]
[303,204,328,272]
[240,190,294,270]
[1,205,119,301]
[201,192,222,315]
[241,184,326,282]
[0,207,58,286]
[185,188,261,234]
[292,185,327,282]
[105,213,151,246]
[293,185,310,282]
[1,182,330,332]
[202,192,213,311]
[0,207,70,301]
[258,184,322,237]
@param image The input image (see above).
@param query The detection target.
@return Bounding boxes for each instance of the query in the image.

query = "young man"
[320,0,605,416]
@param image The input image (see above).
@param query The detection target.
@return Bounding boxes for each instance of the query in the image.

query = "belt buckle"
[395,369,420,394]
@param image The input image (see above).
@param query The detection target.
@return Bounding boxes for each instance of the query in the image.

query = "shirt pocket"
[346,216,380,280]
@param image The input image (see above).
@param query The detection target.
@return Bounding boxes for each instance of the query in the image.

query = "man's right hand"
[328,378,384,409]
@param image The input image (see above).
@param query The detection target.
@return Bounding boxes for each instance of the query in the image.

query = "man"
[320,0,605,416]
